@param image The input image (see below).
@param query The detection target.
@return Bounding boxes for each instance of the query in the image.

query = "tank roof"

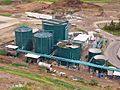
[89,48,101,53]
[16,26,32,32]
[34,32,52,38]
[57,40,79,49]
[94,55,108,61]
[43,19,68,25]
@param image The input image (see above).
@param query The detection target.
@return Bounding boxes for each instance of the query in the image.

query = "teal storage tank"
[92,55,108,72]
[93,55,108,65]
[56,40,81,66]
[15,26,33,50]
[34,32,53,54]
[88,48,102,62]
[42,19,69,44]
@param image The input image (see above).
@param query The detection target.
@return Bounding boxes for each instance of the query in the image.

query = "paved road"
[93,20,120,68]
[105,41,120,68]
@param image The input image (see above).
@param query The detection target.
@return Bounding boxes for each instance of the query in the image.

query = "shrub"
[2,0,12,5]
[89,79,99,86]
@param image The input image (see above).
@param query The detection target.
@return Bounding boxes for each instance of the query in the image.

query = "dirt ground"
[0,70,37,90]
[0,1,119,90]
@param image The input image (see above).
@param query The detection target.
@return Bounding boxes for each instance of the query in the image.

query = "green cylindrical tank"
[56,40,81,66]
[92,55,108,72]
[42,19,69,44]
[34,32,53,54]
[15,26,33,50]
[93,55,108,65]
[88,48,102,62]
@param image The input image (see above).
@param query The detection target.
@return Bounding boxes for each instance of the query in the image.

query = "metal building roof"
[74,34,90,42]
[16,26,32,32]
[113,71,120,76]
[94,55,108,61]
[6,45,18,49]
[89,48,102,53]
[25,53,40,59]
[34,32,52,38]
[25,12,53,19]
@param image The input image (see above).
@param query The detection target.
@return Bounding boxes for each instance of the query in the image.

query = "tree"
[109,20,116,31]
[115,19,120,31]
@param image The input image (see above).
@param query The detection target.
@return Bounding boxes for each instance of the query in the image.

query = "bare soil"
[0,1,119,90]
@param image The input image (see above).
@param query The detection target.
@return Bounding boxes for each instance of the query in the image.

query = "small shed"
[74,34,90,46]
[25,53,40,63]
[5,45,18,56]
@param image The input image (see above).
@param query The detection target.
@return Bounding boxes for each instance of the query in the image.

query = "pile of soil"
[49,0,103,16]
[53,0,82,8]
[15,2,50,12]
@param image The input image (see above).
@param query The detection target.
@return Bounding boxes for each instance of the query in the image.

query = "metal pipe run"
[16,49,120,72]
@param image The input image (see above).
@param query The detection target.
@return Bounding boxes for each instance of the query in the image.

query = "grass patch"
[104,30,120,36]
[0,50,7,55]
[1,0,12,5]
[102,20,120,36]
[34,0,58,3]
[11,86,28,90]
[0,66,84,90]
[33,0,112,3]
[81,0,112,3]
[0,13,12,17]
[11,63,28,67]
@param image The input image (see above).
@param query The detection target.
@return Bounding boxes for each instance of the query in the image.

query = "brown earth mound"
[15,2,50,12]
[50,0,103,16]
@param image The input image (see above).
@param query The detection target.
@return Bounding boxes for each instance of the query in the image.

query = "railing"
[16,49,120,72]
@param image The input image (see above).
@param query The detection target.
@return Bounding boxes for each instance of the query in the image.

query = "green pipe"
[16,49,120,72]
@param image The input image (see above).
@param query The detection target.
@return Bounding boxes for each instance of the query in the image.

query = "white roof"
[25,53,40,59]
[68,32,83,35]
[6,45,18,49]
[25,12,53,19]
[113,71,120,76]
[107,66,116,76]
[74,34,90,42]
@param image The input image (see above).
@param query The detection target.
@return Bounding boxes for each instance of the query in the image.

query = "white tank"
[38,62,52,69]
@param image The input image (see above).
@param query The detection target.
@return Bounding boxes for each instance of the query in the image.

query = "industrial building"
[42,19,69,44]
[4,18,120,75]
[56,40,81,67]
[15,26,33,50]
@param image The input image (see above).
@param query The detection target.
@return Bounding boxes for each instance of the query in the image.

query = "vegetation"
[103,20,120,36]
[0,66,90,90]
[0,50,7,55]
[1,0,12,5]
[0,13,12,17]
[81,0,112,3]
[77,79,99,86]
[89,79,99,86]
[11,87,28,90]
[27,0,112,3]
[11,63,28,67]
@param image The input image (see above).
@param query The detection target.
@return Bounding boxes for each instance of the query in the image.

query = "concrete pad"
[0,16,20,30]
[117,47,120,59]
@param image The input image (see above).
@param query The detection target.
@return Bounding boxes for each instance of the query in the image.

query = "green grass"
[11,63,28,67]
[34,0,112,3]
[81,0,112,3]
[0,50,7,55]
[11,87,28,90]
[34,0,58,3]
[0,66,86,90]
[1,0,12,5]
[104,29,120,36]
[0,13,12,17]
